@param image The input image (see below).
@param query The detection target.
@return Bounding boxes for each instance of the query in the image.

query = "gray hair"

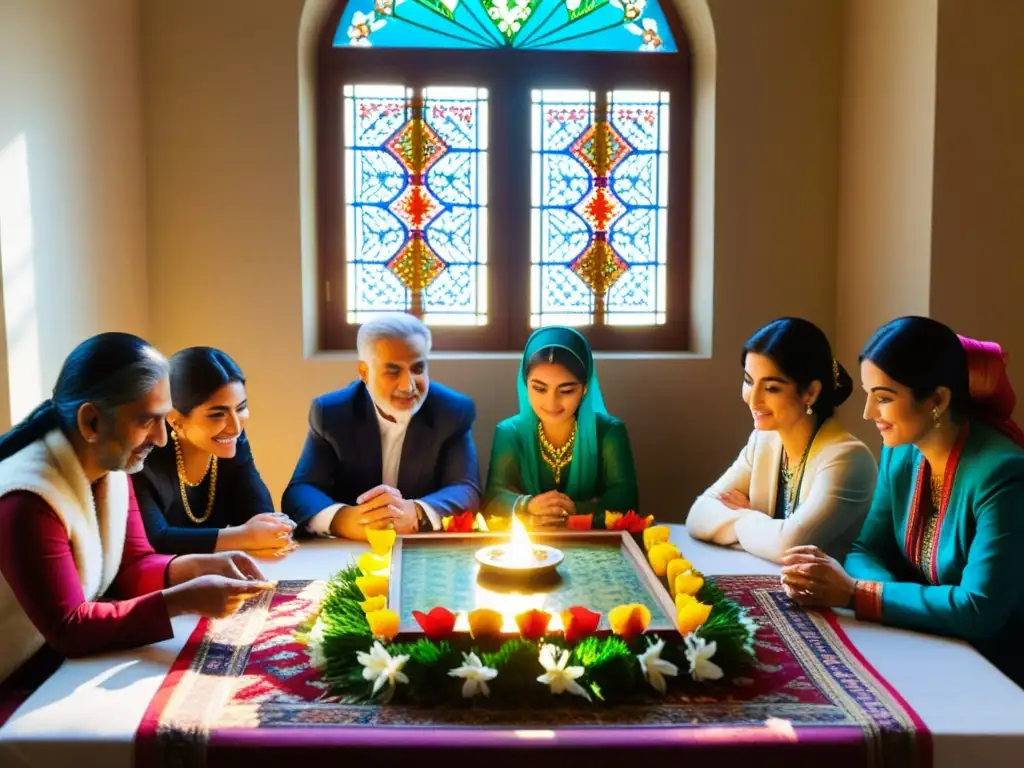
[356,313,432,361]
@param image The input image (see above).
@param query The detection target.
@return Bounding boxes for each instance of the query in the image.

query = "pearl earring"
[805,404,814,416]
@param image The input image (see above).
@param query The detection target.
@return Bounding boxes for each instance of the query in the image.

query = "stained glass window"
[530,88,669,327]
[337,0,677,53]
[343,84,489,325]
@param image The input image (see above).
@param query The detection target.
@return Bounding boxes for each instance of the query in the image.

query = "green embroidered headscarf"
[514,326,608,500]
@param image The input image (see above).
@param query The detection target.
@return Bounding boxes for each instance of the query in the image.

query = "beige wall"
[0,0,149,431]
[834,0,1024,439]
[930,0,1024,419]
[140,0,844,519]
[834,0,937,445]
[7,0,1021,521]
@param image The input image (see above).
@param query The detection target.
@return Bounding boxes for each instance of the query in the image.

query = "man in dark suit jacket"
[282,314,481,541]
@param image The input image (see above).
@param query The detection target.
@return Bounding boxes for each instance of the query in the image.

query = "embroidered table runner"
[136,576,930,768]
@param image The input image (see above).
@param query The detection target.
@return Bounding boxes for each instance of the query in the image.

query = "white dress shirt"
[306,407,441,536]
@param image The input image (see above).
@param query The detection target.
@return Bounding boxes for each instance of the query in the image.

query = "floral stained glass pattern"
[530,89,669,327]
[343,84,488,325]
[337,0,677,53]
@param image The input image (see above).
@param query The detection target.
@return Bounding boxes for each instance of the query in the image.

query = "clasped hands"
[330,484,420,540]
[522,490,588,529]
[780,545,856,609]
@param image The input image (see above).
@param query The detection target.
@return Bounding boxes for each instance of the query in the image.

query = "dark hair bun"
[833,361,854,407]
[743,317,846,420]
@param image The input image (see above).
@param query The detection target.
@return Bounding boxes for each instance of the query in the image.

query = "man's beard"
[104,443,153,474]
[370,388,425,425]
[122,450,151,474]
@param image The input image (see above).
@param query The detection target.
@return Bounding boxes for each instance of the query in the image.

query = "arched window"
[316,0,692,351]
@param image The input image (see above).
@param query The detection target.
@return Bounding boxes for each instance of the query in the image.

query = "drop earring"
[932,406,941,429]
[805,403,814,416]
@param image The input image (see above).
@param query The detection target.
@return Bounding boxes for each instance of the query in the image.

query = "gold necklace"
[929,475,943,510]
[781,451,806,514]
[780,454,805,485]
[780,424,821,518]
[172,432,217,524]
[538,422,576,486]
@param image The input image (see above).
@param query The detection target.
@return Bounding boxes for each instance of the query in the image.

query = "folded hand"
[355,485,418,534]
[718,490,751,510]
[526,490,575,528]
[330,497,411,540]
[780,545,855,608]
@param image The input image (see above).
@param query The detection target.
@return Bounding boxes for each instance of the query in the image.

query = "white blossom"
[684,634,724,682]
[356,641,409,701]
[305,616,327,670]
[348,11,386,47]
[536,644,591,701]
[611,0,646,22]
[626,18,663,52]
[487,0,534,36]
[637,637,679,694]
[448,652,498,698]
[373,0,405,16]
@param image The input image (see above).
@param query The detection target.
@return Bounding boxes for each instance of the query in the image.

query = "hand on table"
[329,485,413,540]
[718,490,751,510]
[168,551,268,586]
[780,545,856,608]
[358,484,420,534]
[525,491,576,528]
[216,512,296,558]
[248,541,299,561]
[239,513,297,553]
[164,574,274,619]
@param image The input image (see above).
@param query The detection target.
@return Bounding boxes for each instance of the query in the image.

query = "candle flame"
[459,515,564,634]
[509,514,534,567]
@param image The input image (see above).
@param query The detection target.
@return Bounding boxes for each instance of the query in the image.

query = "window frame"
[315,2,693,352]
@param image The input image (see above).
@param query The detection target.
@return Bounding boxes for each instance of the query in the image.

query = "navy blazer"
[282,380,481,529]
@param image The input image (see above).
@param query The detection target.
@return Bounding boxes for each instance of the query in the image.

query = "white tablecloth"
[1,527,1022,767]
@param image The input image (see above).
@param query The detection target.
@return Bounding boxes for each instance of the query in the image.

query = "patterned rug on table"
[136,577,930,768]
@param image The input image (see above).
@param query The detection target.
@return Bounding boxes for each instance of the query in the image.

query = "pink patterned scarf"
[959,335,1024,448]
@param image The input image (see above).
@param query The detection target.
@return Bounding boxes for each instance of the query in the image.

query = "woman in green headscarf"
[483,326,639,528]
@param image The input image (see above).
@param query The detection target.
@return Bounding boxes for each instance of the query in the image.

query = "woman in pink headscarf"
[779,317,1024,688]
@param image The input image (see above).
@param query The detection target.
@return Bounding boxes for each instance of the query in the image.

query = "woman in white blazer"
[687,318,878,563]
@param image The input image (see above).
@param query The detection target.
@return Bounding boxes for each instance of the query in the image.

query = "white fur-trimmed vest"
[0,429,129,682]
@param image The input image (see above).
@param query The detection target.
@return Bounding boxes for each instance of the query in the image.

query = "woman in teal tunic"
[781,317,1024,687]
[483,326,638,529]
